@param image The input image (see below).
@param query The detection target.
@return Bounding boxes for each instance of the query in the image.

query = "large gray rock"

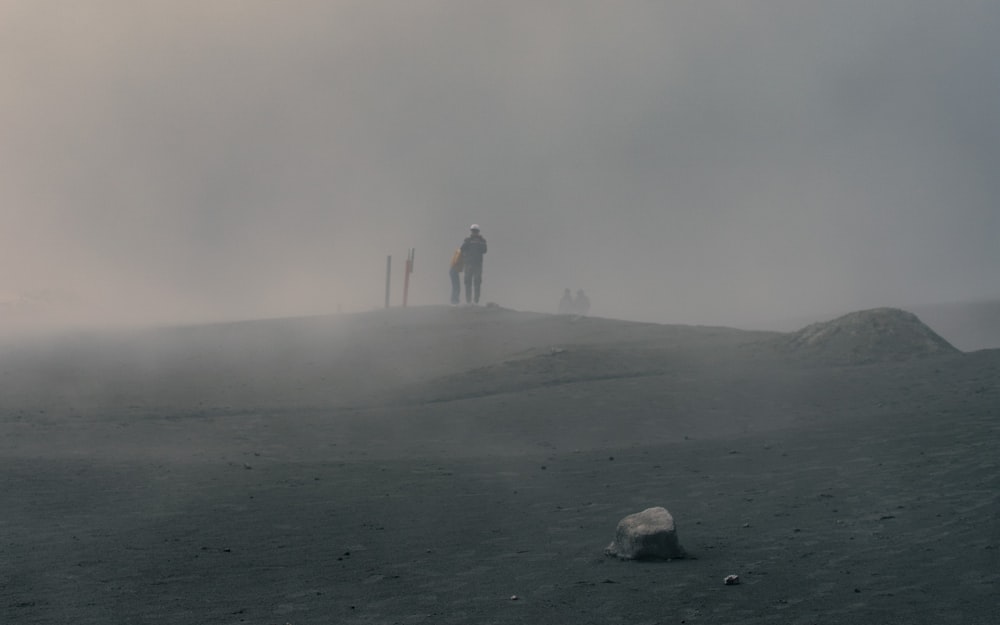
[605,507,686,560]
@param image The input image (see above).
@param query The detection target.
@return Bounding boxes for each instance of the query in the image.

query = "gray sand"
[2,306,998,624]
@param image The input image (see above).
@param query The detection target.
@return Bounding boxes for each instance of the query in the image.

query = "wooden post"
[385,255,392,308]
[402,248,415,307]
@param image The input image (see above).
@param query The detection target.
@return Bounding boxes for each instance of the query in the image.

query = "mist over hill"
[908,300,1000,351]
[4,3,999,621]
[3,303,992,461]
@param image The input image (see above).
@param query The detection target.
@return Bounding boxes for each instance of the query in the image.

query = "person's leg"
[463,271,473,303]
[473,267,482,303]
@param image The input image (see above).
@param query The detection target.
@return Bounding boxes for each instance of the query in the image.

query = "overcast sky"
[2,1,997,329]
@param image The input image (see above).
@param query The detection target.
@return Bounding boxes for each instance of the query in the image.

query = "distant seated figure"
[573,289,590,316]
[558,288,574,315]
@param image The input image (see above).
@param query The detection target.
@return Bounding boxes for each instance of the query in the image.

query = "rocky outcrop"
[605,507,686,560]
[779,308,960,364]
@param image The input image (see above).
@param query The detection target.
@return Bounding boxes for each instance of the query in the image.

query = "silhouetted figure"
[460,224,487,304]
[573,289,590,316]
[449,248,464,305]
[558,288,574,314]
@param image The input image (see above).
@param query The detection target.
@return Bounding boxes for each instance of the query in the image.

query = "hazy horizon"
[3,1,998,331]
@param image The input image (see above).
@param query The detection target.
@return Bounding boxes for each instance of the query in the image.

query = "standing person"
[449,247,464,305]
[573,289,590,316]
[558,288,574,314]
[460,224,487,304]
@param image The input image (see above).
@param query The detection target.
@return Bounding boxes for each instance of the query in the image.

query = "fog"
[2,1,998,331]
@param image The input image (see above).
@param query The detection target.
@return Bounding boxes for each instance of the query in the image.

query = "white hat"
[470,224,480,231]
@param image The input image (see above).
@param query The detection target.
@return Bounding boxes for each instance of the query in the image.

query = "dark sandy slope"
[1,305,997,624]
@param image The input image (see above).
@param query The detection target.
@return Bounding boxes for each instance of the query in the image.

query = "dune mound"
[780,308,960,364]
[402,345,674,404]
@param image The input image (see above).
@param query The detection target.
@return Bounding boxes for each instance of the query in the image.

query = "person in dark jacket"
[460,224,488,304]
